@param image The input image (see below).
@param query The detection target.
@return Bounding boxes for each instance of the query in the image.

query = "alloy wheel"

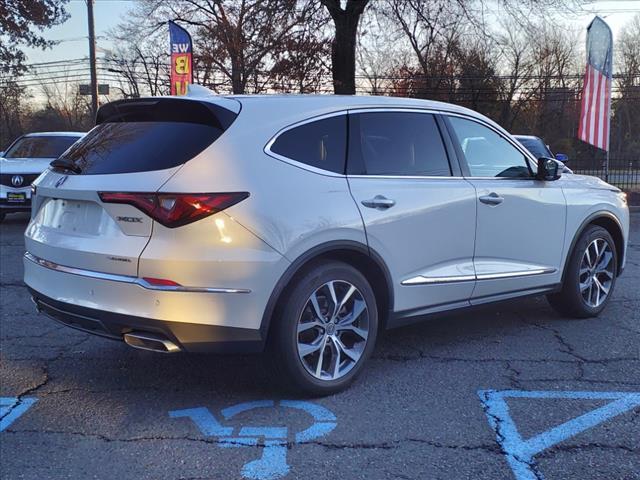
[296,280,370,381]
[579,238,614,308]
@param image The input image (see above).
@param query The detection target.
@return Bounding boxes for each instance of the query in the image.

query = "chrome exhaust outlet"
[124,332,181,353]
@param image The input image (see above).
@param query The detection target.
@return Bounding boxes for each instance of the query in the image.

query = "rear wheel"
[547,225,617,318]
[269,261,378,396]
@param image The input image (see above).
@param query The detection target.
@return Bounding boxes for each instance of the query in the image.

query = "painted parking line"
[478,390,640,480]
[0,397,38,432]
[170,400,337,480]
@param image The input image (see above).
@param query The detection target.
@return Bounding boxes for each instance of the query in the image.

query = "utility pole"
[86,0,98,117]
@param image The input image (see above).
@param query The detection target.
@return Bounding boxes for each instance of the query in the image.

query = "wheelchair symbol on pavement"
[170,400,337,480]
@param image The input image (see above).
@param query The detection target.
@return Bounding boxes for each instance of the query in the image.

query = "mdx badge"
[117,216,143,223]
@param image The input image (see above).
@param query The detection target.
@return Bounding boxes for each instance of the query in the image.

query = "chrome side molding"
[24,252,250,294]
[402,268,557,286]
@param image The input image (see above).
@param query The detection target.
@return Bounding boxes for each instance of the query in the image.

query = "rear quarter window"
[269,115,347,174]
[56,98,237,175]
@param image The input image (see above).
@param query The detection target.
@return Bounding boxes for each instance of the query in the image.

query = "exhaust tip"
[124,332,181,353]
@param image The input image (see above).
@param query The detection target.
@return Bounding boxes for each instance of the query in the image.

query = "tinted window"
[270,116,346,174]
[5,136,81,159]
[448,117,531,178]
[57,99,236,175]
[515,137,552,159]
[351,112,451,176]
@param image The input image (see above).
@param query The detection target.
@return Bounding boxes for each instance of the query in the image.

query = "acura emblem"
[55,175,68,188]
[11,175,24,187]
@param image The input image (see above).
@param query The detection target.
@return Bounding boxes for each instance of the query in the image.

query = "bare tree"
[320,0,370,94]
[383,0,465,100]
[613,14,640,157]
[105,25,170,98]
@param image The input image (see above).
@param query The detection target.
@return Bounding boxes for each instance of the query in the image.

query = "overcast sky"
[20,0,640,67]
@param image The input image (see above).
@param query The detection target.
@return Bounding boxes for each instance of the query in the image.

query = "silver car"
[24,90,629,394]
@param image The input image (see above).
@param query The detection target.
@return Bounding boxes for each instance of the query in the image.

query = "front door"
[444,114,566,301]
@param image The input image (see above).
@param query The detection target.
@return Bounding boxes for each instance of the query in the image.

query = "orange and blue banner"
[169,21,193,96]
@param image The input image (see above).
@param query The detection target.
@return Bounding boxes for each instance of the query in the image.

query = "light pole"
[86,0,98,117]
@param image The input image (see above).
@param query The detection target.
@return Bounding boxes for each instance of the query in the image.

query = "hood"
[0,157,54,174]
[563,173,620,192]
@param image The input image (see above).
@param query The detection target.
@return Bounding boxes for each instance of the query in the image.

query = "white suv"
[24,90,629,394]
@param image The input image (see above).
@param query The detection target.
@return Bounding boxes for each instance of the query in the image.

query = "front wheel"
[269,261,378,396]
[547,225,617,318]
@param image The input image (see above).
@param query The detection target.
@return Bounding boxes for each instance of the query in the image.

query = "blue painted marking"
[242,440,290,480]
[169,407,233,436]
[169,400,337,480]
[295,421,336,443]
[478,390,640,480]
[280,400,336,421]
[221,400,275,420]
[239,426,288,439]
[0,397,38,432]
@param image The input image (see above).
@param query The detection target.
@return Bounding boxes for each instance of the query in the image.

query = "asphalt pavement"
[1,212,638,480]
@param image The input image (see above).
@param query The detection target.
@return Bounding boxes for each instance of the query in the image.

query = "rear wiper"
[50,158,82,174]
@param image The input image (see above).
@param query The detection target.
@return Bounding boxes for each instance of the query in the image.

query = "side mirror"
[536,157,561,181]
[555,153,569,163]
[0,151,5,157]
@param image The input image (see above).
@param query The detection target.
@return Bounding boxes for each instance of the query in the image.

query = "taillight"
[99,192,249,228]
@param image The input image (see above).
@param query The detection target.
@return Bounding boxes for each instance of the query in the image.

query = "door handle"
[361,195,396,210]
[479,192,504,206]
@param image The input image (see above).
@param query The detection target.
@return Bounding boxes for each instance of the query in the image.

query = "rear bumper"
[23,252,271,353]
[29,288,265,353]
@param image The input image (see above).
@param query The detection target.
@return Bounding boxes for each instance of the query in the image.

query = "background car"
[513,134,573,173]
[0,132,85,222]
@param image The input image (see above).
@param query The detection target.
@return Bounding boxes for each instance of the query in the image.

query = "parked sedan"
[0,132,84,222]
[24,91,628,395]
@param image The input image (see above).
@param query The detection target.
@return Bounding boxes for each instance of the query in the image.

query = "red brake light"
[99,192,249,228]
[142,277,182,287]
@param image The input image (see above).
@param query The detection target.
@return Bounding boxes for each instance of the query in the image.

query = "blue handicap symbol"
[170,400,337,480]
[1,397,38,432]
[478,390,640,480]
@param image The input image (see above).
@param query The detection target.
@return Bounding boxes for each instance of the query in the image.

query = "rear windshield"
[56,98,237,175]
[5,136,80,159]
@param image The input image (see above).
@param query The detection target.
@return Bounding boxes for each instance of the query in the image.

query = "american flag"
[578,16,613,151]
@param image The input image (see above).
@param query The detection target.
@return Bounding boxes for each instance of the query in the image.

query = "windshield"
[4,136,81,159]
[515,137,552,159]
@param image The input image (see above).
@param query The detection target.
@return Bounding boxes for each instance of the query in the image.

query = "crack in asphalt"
[1,428,500,453]
[478,393,545,480]
[0,335,92,422]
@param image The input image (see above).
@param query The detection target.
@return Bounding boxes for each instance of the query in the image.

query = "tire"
[0,212,5,223]
[547,225,617,318]
[268,260,378,396]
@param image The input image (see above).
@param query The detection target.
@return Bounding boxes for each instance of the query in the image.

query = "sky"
[16,0,640,88]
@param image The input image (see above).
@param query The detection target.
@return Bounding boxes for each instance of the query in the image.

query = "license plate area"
[35,198,112,236]
[7,192,26,203]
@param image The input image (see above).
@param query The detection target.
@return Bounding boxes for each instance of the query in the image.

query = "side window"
[447,116,531,178]
[270,115,346,174]
[351,112,451,176]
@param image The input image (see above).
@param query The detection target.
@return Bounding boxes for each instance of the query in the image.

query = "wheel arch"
[260,240,394,343]
[562,211,625,283]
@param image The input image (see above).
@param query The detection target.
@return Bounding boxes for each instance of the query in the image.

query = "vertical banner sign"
[169,21,193,96]
[578,16,613,152]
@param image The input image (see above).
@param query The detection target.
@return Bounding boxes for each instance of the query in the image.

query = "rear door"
[347,110,477,318]
[25,98,239,276]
